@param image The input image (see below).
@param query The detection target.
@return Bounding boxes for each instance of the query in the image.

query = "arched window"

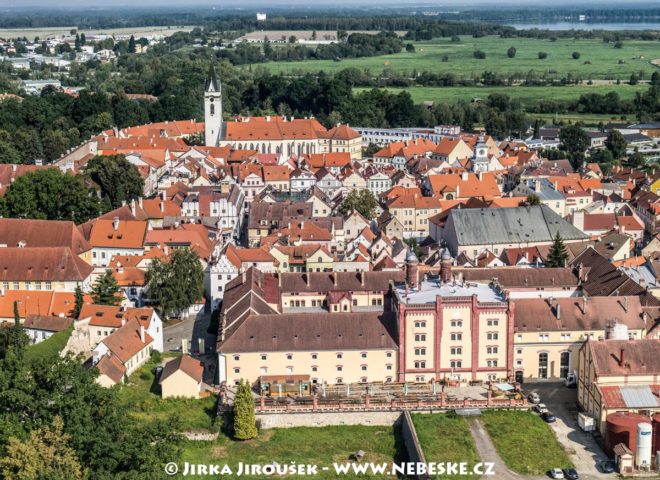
[560,351,570,378]
[538,352,548,379]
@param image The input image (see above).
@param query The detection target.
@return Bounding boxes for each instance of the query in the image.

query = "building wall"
[222,348,396,385]
[161,370,201,399]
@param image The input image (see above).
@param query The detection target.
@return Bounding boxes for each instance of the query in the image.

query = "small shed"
[159,355,204,399]
[613,443,633,474]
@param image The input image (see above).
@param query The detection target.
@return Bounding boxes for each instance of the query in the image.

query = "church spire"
[205,64,220,92]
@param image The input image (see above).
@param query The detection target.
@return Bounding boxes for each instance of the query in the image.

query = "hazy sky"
[2,0,643,7]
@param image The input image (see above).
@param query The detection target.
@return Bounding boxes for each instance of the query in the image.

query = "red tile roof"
[89,220,147,249]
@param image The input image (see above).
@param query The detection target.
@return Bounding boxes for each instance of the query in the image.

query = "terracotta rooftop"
[23,314,73,332]
[0,247,93,282]
[159,354,203,383]
[588,338,660,377]
[95,352,126,384]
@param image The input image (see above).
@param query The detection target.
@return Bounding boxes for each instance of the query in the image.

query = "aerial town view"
[0,0,659,478]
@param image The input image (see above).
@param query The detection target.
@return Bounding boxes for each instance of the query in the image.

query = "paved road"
[525,383,612,479]
[163,309,218,385]
[468,418,546,480]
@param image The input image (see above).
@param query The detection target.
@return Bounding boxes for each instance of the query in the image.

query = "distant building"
[256,12,267,21]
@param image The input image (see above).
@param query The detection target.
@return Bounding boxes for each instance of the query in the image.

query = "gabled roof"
[89,219,147,249]
[447,206,589,246]
[0,218,90,254]
[159,354,203,383]
[0,247,93,281]
[23,314,73,332]
[588,338,660,377]
[95,352,126,384]
[100,318,152,363]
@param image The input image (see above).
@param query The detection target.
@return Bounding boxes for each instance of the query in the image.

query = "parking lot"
[525,382,611,478]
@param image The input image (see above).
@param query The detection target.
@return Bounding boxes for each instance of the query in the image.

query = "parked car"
[528,392,541,404]
[598,460,616,473]
[562,468,578,480]
[549,468,564,479]
[542,412,557,423]
[534,403,549,414]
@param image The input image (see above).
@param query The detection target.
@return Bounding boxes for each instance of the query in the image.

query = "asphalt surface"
[524,383,612,479]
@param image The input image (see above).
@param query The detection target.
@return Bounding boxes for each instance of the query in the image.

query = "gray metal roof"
[620,386,660,408]
[448,205,589,246]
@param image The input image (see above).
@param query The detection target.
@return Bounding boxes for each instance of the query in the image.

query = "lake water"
[508,22,659,31]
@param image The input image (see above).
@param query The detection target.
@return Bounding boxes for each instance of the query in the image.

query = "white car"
[550,468,564,479]
[527,392,540,404]
[533,403,549,414]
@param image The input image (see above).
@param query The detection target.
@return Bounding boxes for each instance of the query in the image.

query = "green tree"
[526,194,541,206]
[1,169,100,223]
[128,35,136,53]
[0,416,84,480]
[12,128,44,164]
[73,285,84,319]
[507,46,517,58]
[473,50,486,59]
[233,380,258,440]
[538,51,548,59]
[546,232,569,268]
[627,152,646,169]
[85,154,145,209]
[559,124,589,155]
[572,51,581,59]
[605,130,627,159]
[90,270,121,306]
[145,248,204,318]
[337,189,378,219]
[405,43,416,53]
[629,73,639,85]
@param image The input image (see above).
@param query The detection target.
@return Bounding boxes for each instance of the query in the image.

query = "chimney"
[360,271,365,287]
[555,303,561,320]
[160,201,164,213]
[112,217,120,231]
[619,348,625,366]
[277,272,282,288]
[623,296,628,312]
[581,296,587,314]
[461,171,468,181]
[121,318,126,326]
[305,273,311,287]
[161,191,166,201]
[130,198,136,216]
[333,273,338,287]
[478,171,483,181]
[138,197,143,208]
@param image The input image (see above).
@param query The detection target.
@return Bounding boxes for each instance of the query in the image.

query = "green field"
[262,36,660,80]
[180,425,404,479]
[354,83,648,106]
[481,410,572,475]
[411,413,480,480]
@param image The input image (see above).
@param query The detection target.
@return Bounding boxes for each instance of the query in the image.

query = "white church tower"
[204,64,222,146]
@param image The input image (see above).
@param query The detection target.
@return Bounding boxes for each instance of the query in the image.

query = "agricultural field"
[354,83,648,106]
[261,35,660,80]
[411,413,480,480]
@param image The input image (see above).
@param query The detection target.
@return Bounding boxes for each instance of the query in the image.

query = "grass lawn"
[24,326,72,363]
[259,36,660,80]
[354,83,648,107]
[179,425,404,479]
[116,354,217,432]
[481,410,572,475]
[411,413,480,480]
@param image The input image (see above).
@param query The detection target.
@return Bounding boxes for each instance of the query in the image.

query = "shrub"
[538,51,548,59]
[572,51,581,59]
[473,50,486,59]
[507,46,517,58]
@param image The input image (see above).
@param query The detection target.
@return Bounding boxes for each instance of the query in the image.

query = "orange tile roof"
[433,137,470,157]
[262,165,291,182]
[225,117,328,141]
[0,290,92,319]
[100,318,152,363]
[304,152,352,169]
[89,220,148,249]
[427,172,500,199]
[144,224,214,259]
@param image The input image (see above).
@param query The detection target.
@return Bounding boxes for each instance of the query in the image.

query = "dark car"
[562,468,578,480]
[542,412,557,423]
[598,460,615,474]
